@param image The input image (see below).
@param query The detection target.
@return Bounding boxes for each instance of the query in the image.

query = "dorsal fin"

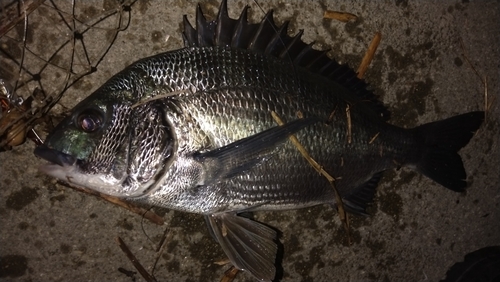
[182,0,390,121]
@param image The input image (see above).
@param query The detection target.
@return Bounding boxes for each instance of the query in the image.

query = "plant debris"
[323,10,358,22]
[357,32,382,79]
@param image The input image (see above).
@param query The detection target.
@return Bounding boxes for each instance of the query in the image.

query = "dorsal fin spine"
[231,6,253,49]
[293,42,315,65]
[182,15,196,46]
[305,49,330,69]
[278,30,303,59]
[215,0,235,46]
[264,21,289,55]
[182,0,391,120]
[249,10,275,51]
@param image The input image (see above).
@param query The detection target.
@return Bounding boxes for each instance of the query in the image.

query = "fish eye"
[76,110,103,133]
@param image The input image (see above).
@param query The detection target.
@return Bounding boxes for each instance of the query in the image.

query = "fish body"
[34,1,484,281]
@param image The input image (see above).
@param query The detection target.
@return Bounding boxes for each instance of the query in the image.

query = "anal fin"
[342,172,383,216]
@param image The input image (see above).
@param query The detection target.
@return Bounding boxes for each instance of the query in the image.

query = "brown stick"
[0,0,46,37]
[59,182,164,225]
[116,236,157,282]
[459,38,490,120]
[220,266,240,282]
[346,105,352,144]
[271,112,334,182]
[100,194,164,225]
[271,112,351,243]
[151,228,172,276]
[357,32,382,79]
[323,10,358,22]
[368,132,380,144]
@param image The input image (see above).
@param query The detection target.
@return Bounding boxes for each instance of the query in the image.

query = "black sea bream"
[34,1,484,280]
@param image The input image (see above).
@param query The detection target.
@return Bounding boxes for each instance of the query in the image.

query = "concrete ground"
[1,0,499,281]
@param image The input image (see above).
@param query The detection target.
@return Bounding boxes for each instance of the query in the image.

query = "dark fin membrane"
[414,111,484,192]
[342,172,383,216]
[441,246,500,282]
[182,0,391,121]
[206,213,278,281]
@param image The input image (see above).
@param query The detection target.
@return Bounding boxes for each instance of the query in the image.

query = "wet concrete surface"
[1,0,499,281]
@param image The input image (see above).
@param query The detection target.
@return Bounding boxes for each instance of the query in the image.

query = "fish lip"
[34,145,79,167]
[34,145,142,198]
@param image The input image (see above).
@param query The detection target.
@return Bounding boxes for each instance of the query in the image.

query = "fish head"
[35,73,175,198]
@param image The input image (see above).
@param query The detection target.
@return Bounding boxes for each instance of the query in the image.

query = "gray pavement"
[1,0,499,281]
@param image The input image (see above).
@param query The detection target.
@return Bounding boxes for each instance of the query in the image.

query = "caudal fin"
[414,111,484,192]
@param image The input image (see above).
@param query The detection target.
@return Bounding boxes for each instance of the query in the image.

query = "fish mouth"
[34,145,79,167]
[33,145,86,189]
[33,144,146,198]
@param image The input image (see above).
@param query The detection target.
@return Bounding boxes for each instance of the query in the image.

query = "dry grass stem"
[323,10,358,22]
[484,77,495,113]
[271,111,351,243]
[271,111,334,182]
[131,89,192,109]
[0,0,45,37]
[151,228,172,275]
[99,194,164,225]
[327,108,336,124]
[220,266,240,282]
[214,259,231,266]
[346,105,352,144]
[116,236,157,282]
[357,32,382,79]
[60,182,164,225]
[368,132,380,144]
[459,38,490,119]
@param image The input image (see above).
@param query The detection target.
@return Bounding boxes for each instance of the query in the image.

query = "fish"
[33,1,485,281]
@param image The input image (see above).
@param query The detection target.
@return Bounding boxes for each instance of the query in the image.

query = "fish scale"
[122,46,408,212]
[34,1,484,281]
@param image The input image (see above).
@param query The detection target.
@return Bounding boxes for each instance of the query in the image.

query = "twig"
[116,236,157,282]
[345,105,352,144]
[270,111,351,243]
[357,32,382,79]
[220,266,240,282]
[368,132,380,144]
[327,107,337,124]
[58,181,164,225]
[484,77,494,112]
[131,89,192,109]
[271,112,334,182]
[459,38,490,119]
[0,0,45,37]
[100,194,164,225]
[151,227,172,276]
[214,259,231,266]
[323,10,357,22]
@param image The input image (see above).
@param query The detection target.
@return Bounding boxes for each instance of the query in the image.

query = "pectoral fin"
[194,117,319,185]
[206,213,278,281]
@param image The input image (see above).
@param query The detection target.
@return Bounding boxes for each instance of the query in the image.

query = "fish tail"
[413,111,484,192]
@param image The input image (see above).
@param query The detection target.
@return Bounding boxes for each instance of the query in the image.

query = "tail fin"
[414,111,484,192]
